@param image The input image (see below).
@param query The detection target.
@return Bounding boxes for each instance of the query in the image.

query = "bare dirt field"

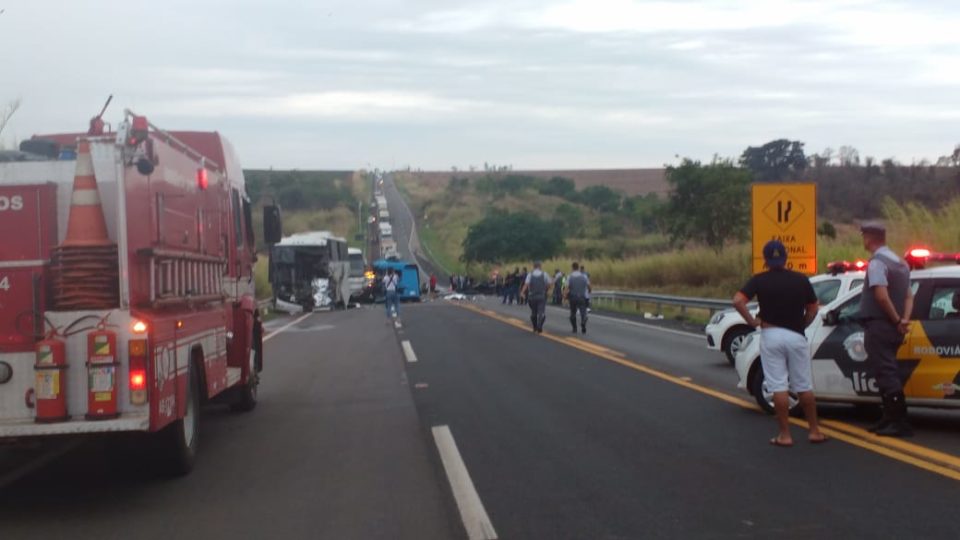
[402,169,669,196]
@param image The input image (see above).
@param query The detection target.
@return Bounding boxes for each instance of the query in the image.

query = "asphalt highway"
[0,309,461,540]
[381,173,448,283]
[401,300,960,539]
[2,302,960,539]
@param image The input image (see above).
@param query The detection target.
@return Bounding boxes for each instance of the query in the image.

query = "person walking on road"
[519,267,529,304]
[582,266,592,312]
[733,240,827,447]
[383,267,401,320]
[859,222,915,437]
[565,262,591,334]
[520,261,553,333]
[429,273,437,296]
[507,267,521,305]
[552,268,564,305]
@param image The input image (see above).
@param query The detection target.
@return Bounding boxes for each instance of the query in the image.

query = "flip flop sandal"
[769,437,794,448]
[809,436,830,444]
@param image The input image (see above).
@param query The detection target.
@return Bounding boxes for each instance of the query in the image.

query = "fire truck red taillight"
[130,371,146,391]
[129,339,148,405]
[197,168,208,190]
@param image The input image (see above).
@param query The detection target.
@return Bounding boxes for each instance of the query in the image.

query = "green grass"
[396,172,960,299]
[418,225,460,275]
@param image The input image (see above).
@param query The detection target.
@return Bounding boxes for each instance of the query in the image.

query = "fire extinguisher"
[86,324,119,420]
[34,332,69,423]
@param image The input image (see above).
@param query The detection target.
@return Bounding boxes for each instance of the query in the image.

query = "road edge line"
[263,312,313,343]
[431,425,499,540]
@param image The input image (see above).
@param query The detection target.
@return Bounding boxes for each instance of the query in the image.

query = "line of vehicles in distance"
[703,249,960,415]
[266,178,421,313]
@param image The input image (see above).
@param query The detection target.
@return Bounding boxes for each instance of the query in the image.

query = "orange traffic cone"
[62,139,111,247]
[50,138,119,310]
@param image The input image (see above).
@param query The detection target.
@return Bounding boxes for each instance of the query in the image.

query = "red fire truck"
[0,106,280,475]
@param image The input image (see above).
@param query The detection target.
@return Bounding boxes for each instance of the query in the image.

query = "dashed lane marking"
[401,340,419,363]
[432,425,499,540]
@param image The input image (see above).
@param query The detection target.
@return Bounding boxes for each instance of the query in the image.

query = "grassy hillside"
[396,170,665,276]
[397,169,960,299]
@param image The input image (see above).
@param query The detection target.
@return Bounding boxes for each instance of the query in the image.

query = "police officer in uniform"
[859,222,914,438]
[520,261,553,334]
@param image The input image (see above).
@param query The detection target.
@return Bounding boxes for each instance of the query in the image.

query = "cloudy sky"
[1,0,957,170]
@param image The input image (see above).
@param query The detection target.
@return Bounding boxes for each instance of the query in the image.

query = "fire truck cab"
[0,109,275,475]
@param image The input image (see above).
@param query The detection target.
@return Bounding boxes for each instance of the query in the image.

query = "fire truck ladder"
[139,248,227,307]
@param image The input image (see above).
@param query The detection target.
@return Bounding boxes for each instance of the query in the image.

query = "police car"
[705,263,866,365]
[735,249,960,414]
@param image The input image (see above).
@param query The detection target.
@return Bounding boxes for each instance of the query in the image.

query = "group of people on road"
[449,274,474,292]
[498,267,528,305]
[734,221,914,447]
[514,261,592,334]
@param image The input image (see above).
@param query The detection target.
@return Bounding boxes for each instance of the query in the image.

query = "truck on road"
[0,108,277,475]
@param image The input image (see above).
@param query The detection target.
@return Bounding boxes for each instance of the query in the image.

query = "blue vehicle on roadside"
[371,259,422,302]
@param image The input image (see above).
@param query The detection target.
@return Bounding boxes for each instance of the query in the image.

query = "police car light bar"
[904,247,960,270]
[826,260,867,275]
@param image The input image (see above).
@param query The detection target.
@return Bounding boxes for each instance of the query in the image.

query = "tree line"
[245,169,357,211]
[460,139,960,263]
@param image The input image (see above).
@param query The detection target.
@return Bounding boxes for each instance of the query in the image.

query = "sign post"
[751,183,817,275]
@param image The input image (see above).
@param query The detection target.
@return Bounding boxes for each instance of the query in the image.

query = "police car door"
[809,292,868,399]
[904,278,960,402]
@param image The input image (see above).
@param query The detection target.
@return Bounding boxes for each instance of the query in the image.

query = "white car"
[735,265,960,414]
[705,269,866,364]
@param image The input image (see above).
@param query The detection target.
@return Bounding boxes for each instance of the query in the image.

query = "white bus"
[270,231,351,311]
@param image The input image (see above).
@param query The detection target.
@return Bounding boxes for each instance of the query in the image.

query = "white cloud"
[1,0,959,169]
[154,91,481,120]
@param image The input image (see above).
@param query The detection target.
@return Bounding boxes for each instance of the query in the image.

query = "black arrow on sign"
[777,200,792,223]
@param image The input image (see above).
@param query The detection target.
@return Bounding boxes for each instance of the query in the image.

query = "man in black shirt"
[733,240,827,447]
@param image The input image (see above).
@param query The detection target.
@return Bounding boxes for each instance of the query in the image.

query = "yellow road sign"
[752,183,817,275]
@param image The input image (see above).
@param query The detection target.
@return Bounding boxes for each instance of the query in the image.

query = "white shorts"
[759,327,813,393]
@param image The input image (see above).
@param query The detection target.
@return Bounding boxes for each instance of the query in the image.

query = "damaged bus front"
[270,232,350,312]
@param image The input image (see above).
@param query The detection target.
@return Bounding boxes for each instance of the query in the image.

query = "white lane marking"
[263,313,313,343]
[401,340,418,363]
[544,306,702,339]
[431,425,498,540]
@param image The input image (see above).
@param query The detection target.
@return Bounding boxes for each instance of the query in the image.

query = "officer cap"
[860,221,886,235]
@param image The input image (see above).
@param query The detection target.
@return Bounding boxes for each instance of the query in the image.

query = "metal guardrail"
[589,290,730,317]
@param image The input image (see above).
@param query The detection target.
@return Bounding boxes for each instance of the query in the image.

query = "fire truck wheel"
[157,361,200,476]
